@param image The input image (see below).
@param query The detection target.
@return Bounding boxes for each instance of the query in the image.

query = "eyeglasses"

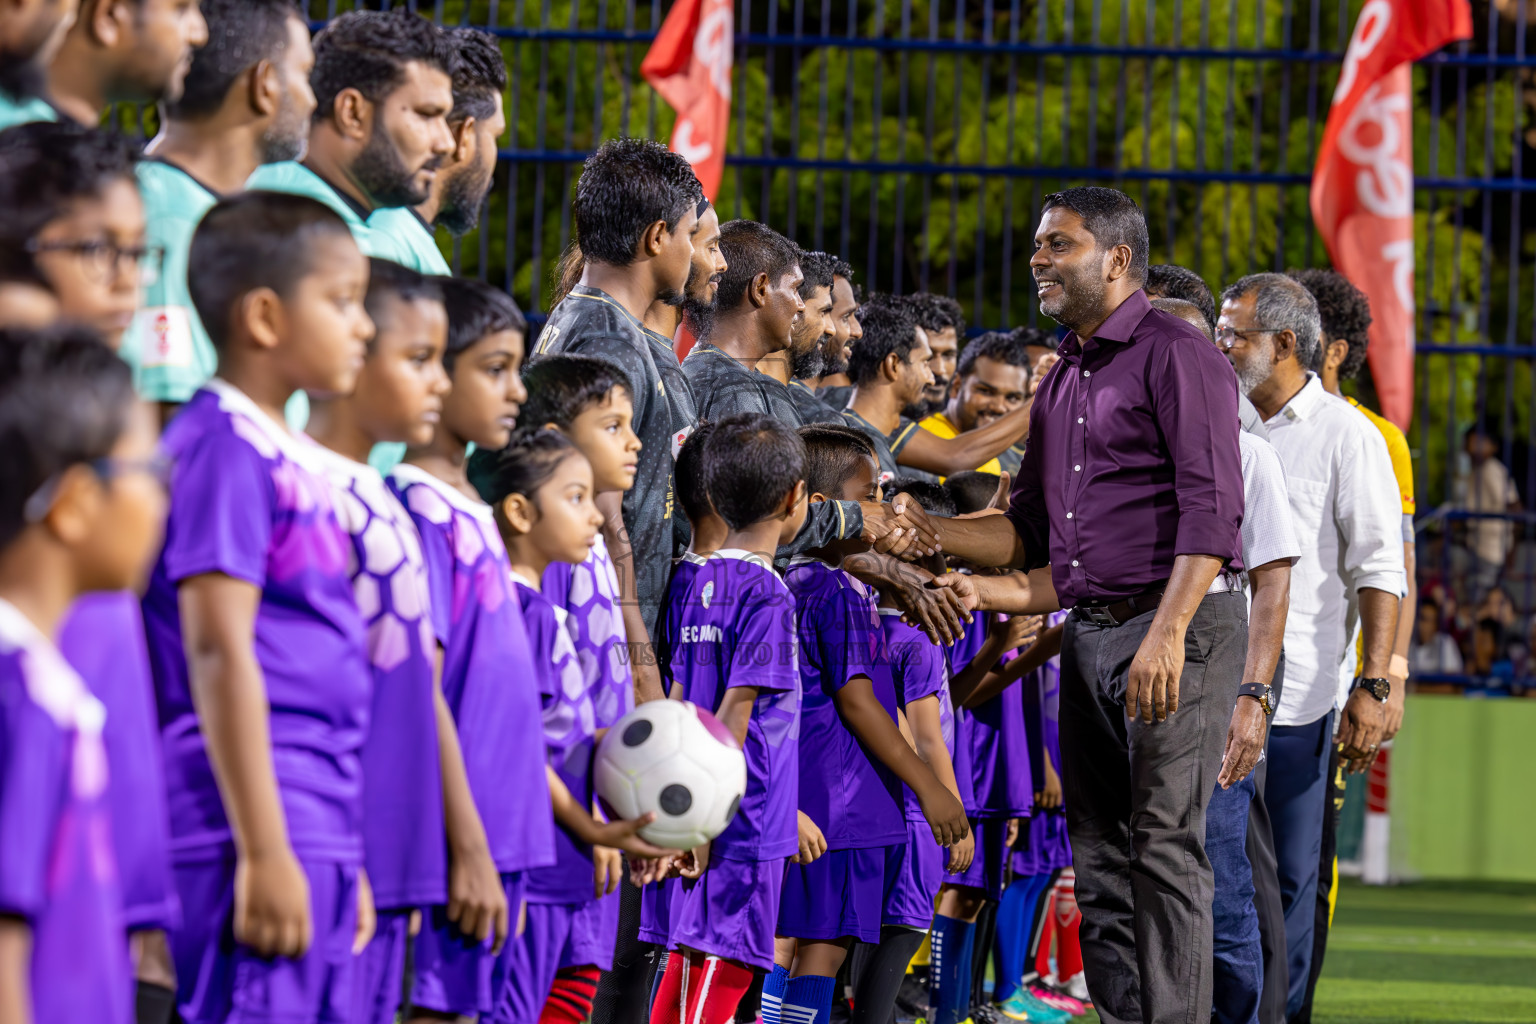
[22,454,174,523]
[1213,325,1281,351]
[24,239,165,287]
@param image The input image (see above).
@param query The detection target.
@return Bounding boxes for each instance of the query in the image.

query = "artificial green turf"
[1068,879,1536,1024]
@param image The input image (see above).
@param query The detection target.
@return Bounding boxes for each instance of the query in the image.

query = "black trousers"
[1059,591,1248,1024]
[1249,655,1289,1024]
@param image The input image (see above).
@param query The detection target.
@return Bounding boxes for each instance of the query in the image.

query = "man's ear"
[1104,243,1134,283]
[449,116,476,166]
[1274,327,1299,364]
[331,87,372,142]
[88,0,128,47]
[249,59,280,117]
[881,350,903,383]
[748,271,771,310]
[948,374,963,400]
[640,219,669,260]
[1325,337,1349,373]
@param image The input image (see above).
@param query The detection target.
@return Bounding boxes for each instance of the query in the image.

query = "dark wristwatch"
[1353,676,1391,703]
[1237,682,1274,716]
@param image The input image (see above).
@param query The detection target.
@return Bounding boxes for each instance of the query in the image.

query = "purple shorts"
[350,909,410,1024]
[671,855,785,971]
[1013,810,1072,877]
[412,872,526,1017]
[884,822,945,929]
[776,845,904,944]
[492,893,620,1024]
[637,877,680,947]
[168,857,359,1024]
[946,817,1009,898]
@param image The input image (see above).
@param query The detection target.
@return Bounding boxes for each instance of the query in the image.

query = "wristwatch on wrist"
[1353,676,1391,703]
[1237,682,1274,716]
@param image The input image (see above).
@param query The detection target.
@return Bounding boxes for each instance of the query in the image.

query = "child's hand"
[588,812,677,860]
[628,853,677,888]
[679,842,710,879]
[793,810,827,865]
[352,868,376,954]
[995,614,1043,652]
[918,785,970,848]
[946,830,976,874]
[1036,758,1063,809]
[1004,817,1020,849]
[447,841,509,953]
[593,846,625,898]
[234,848,312,959]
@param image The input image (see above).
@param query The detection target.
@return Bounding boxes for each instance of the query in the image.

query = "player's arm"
[930,567,1059,618]
[896,403,1031,477]
[431,650,508,952]
[949,614,1042,703]
[596,491,666,704]
[1219,559,1289,788]
[833,674,968,846]
[957,623,1063,709]
[179,573,311,960]
[1384,539,1414,740]
[0,917,30,1024]
[844,552,970,647]
[715,686,759,747]
[904,694,975,872]
[545,765,674,861]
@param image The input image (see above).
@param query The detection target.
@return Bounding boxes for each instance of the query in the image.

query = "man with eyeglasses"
[1218,273,1405,1020]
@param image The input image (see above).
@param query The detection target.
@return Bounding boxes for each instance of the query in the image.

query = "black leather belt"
[1073,571,1242,628]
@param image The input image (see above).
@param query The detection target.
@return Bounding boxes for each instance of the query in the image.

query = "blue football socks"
[780,973,837,1024]
[761,963,791,1024]
[994,873,1053,1002]
[929,913,976,1024]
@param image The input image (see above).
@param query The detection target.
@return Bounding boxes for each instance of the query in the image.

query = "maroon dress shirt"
[1005,289,1244,606]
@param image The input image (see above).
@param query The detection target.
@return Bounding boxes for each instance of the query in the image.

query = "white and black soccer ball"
[594,700,747,850]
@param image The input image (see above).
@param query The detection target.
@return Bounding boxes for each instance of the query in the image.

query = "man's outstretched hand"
[862,493,942,560]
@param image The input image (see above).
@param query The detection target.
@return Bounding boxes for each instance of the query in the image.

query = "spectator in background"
[1409,596,1463,677]
[916,330,1033,479]
[0,0,78,127]
[904,292,965,419]
[785,250,849,425]
[1468,617,1516,689]
[1145,262,1217,333]
[809,259,862,410]
[1461,419,1521,596]
[1011,323,1059,370]
[1474,582,1520,634]
[43,0,208,126]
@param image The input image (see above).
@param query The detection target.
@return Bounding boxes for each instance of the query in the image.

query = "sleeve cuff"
[1355,569,1408,599]
[1173,512,1243,564]
[836,500,863,540]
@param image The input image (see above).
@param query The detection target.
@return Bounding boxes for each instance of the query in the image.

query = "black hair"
[903,292,966,339]
[847,296,921,386]
[955,330,1031,380]
[1475,617,1506,649]
[165,0,303,121]
[573,137,703,267]
[519,354,630,430]
[1144,264,1216,331]
[945,470,1002,516]
[1010,325,1058,352]
[832,257,855,282]
[676,419,721,525]
[712,220,801,317]
[0,122,139,285]
[364,257,444,325]
[439,276,527,372]
[797,250,837,300]
[703,414,807,531]
[467,426,580,508]
[1288,267,1372,380]
[1041,186,1150,285]
[0,325,136,548]
[798,422,877,497]
[310,9,451,123]
[444,26,505,125]
[887,477,956,518]
[187,191,355,352]
[1419,594,1441,614]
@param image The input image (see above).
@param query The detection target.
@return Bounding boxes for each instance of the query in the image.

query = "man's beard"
[790,334,825,381]
[354,124,438,209]
[903,396,943,421]
[1038,268,1107,333]
[258,92,309,165]
[820,336,849,377]
[1234,338,1274,397]
[435,160,495,235]
[0,56,44,102]
[681,294,714,337]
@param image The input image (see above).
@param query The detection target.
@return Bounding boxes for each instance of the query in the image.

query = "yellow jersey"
[917,412,1002,479]
[1345,395,1415,518]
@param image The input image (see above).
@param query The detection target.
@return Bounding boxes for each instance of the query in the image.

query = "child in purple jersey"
[307,259,455,1024]
[647,415,809,1024]
[388,278,556,1023]
[137,194,378,1024]
[767,425,969,1024]
[0,329,167,1024]
[519,355,643,730]
[469,429,676,1024]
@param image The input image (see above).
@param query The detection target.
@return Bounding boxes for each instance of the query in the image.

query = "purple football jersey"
[388,464,556,876]
[543,534,634,728]
[316,448,445,910]
[665,550,800,860]
[879,610,974,823]
[654,553,704,690]
[0,599,132,1024]
[57,591,178,932]
[141,381,370,863]
[960,621,1034,820]
[512,576,598,904]
[783,558,904,851]
[1018,612,1071,874]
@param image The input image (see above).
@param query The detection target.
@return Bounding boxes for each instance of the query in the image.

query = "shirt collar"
[712,548,775,571]
[1269,373,1326,424]
[302,163,373,222]
[1061,288,1154,354]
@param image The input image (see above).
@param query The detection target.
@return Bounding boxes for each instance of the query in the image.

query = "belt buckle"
[1078,604,1118,627]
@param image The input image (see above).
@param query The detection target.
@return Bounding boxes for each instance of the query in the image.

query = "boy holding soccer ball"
[647,414,809,1024]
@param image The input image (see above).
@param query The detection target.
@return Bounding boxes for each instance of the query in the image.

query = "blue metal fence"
[308,0,1536,680]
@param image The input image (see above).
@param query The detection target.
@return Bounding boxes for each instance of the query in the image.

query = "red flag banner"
[1310,0,1471,430]
[641,0,734,200]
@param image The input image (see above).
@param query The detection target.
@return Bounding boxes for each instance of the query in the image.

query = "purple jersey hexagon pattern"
[316,449,446,910]
[543,535,633,729]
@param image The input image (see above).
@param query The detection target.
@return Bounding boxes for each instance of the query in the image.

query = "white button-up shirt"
[1264,375,1406,727]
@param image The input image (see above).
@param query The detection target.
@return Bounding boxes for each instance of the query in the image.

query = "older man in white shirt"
[1218,273,1405,1020]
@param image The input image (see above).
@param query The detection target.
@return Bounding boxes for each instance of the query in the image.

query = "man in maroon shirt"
[909,187,1247,1024]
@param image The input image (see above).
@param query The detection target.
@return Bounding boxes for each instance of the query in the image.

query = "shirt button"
[1077,417,1084,424]
[1071,560,1080,567]
[1074,465,1081,472]
[1083,370,1091,377]
[1066,512,1074,519]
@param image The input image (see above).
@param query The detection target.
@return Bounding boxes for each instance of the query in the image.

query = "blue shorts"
[493,893,620,1024]
[671,855,785,971]
[777,845,904,944]
[884,822,945,929]
[412,872,526,1017]
[350,908,411,1024]
[168,856,359,1024]
[947,817,1009,898]
[637,876,680,947]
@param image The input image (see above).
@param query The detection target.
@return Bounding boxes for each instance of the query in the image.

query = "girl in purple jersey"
[0,328,167,1024]
[468,428,676,1024]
